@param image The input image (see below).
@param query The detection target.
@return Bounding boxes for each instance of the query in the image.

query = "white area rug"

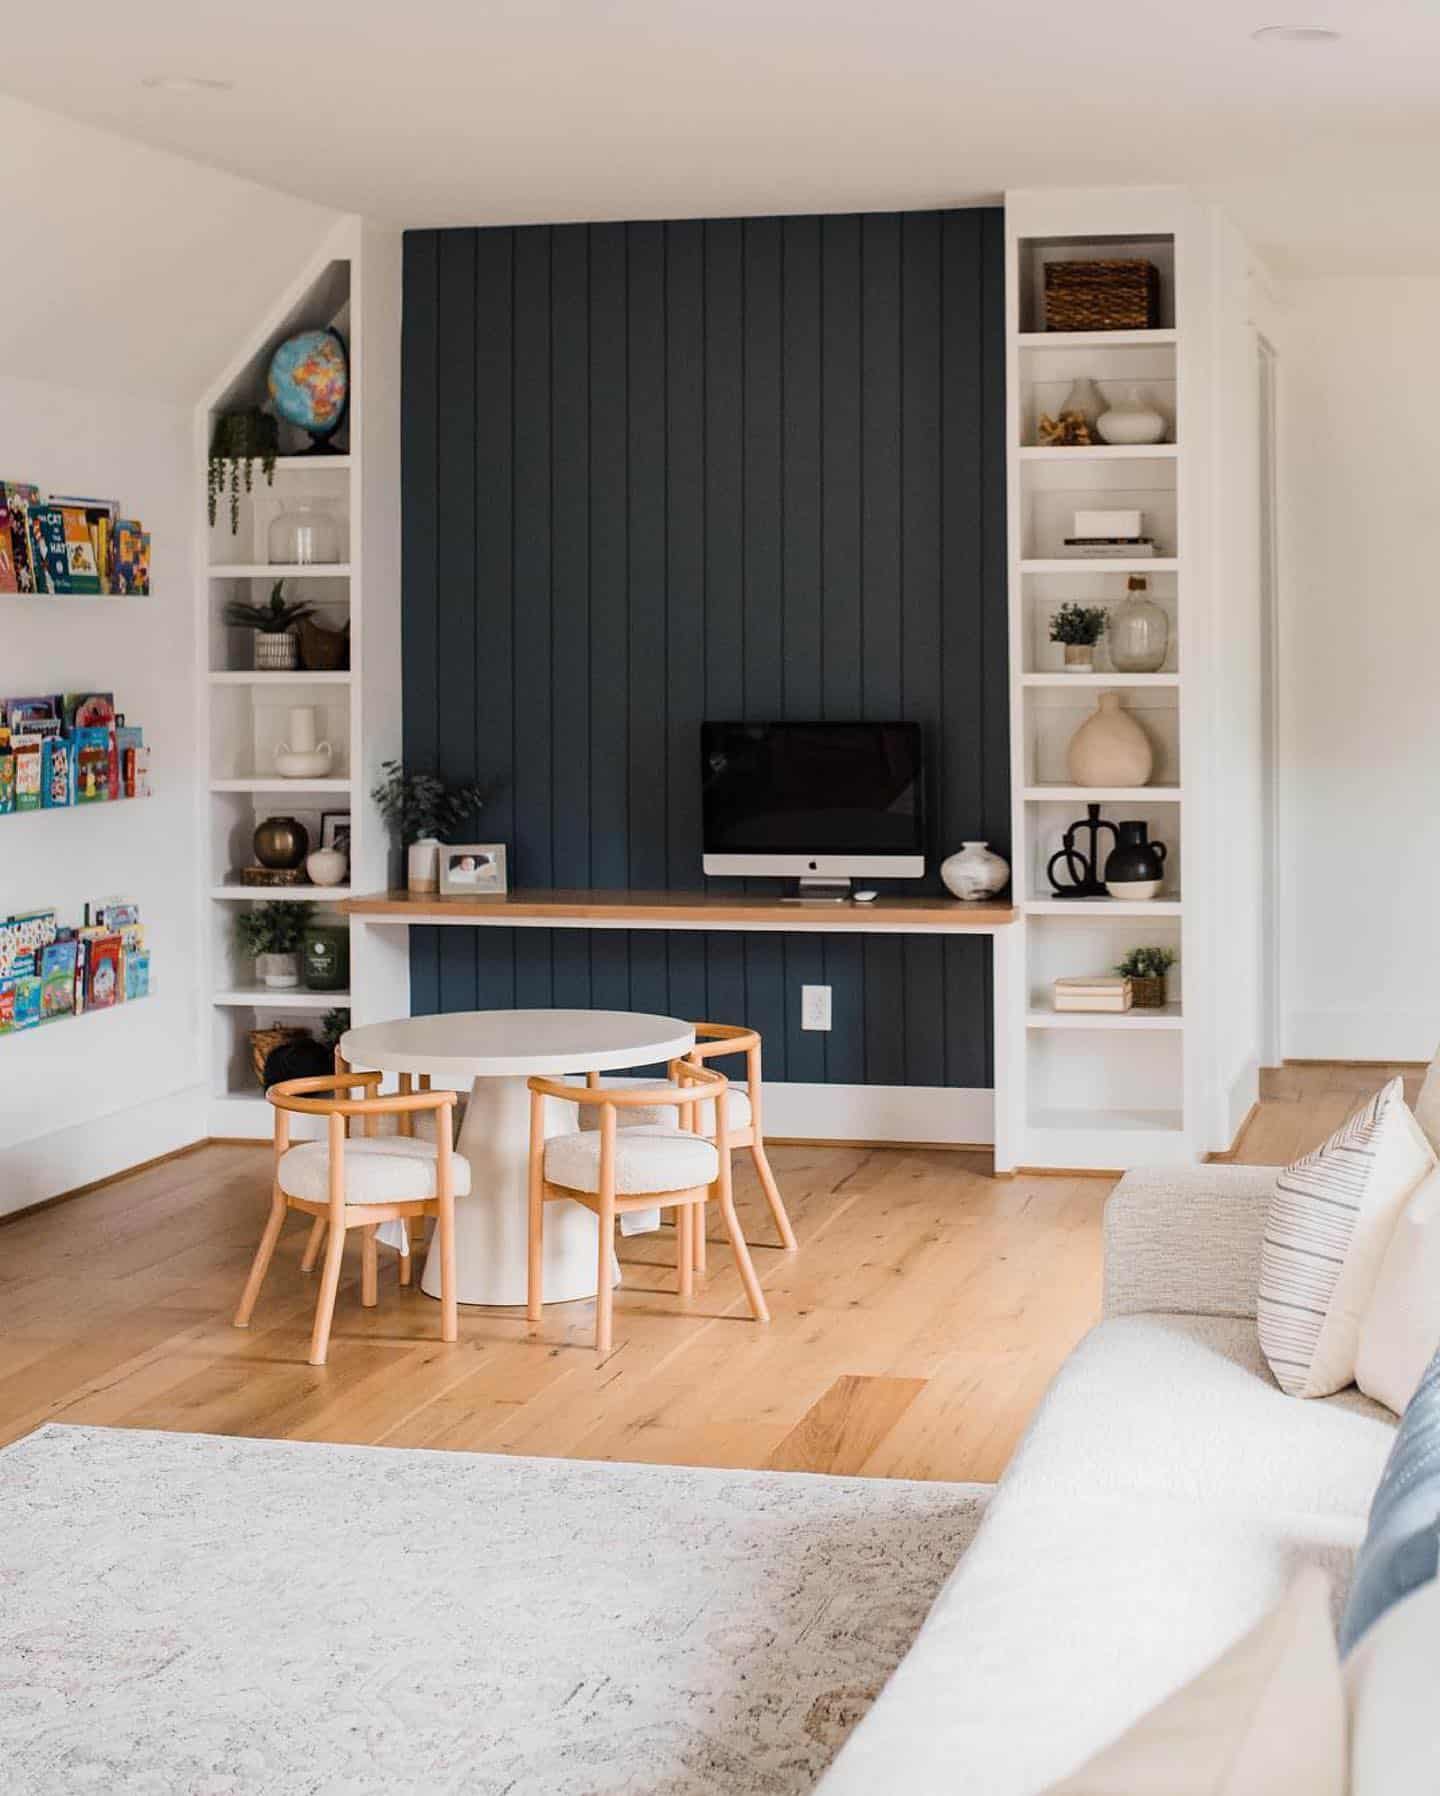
[0,1424,989,1796]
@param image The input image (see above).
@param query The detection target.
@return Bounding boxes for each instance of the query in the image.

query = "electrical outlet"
[801,984,832,1031]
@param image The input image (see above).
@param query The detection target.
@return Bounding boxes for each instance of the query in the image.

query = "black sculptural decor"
[1047,803,1119,900]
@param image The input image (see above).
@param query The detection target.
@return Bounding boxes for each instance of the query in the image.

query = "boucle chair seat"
[544,1126,719,1195]
[278,1137,474,1204]
[578,1077,753,1134]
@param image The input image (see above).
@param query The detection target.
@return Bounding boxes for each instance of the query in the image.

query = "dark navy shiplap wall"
[401,208,1007,1087]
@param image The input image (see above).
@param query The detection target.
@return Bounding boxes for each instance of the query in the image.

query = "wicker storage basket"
[249,1024,311,1087]
[1130,975,1167,1009]
[1045,260,1161,333]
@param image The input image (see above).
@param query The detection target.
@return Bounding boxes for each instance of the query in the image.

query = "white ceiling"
[4,0,1440,275]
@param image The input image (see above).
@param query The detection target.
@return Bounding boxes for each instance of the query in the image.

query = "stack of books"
[0,480,150,596]
[1062,507,1157,560]
[1053,974,1133,1014]
[0,898,149,1032]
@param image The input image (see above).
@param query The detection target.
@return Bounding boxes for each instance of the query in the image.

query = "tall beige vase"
[1066,692,1154,788]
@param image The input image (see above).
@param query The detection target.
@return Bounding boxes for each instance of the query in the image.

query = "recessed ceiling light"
[1251,24,1342,44]
[141,74,234,93]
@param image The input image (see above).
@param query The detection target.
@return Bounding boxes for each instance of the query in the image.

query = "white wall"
[1279,279,1440,1060]
[0,374,205,1212]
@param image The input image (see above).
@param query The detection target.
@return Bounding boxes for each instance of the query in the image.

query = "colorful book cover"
[0,910,57,976]
[94,900,141,930]
[73,728,110,803]
[0,978,14,1032]
[0,503,15,593]
[135,531,151,596]
[113,520,142,595]
[63,692,115,731]
[84,934,122,1009]
[11,973,42,1029]
[0,755,13,813]
[40,939,77,1019]
[42,738,72,807]
[72,938,88,1015]
[6,695,62,738]
[3,483,40,593]
[12,735,42,811]
[124,950,150,1002]
[28,506,70,594]
[57,507,102,594]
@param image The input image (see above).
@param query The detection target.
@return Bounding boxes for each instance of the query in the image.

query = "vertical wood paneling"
[401,208,1006,1087]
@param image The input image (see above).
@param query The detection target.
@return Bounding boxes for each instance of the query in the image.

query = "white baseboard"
[1287,1012,1438,1064]
[1,1084,207,1220]
[1224,1059,1261,1150]
[762,1082,993,1146]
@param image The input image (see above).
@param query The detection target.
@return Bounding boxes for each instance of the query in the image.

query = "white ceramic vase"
[1066,693,1154,788]
[940,842,1010,901]
[408,838,441,894]
[255,951,300,990]
[275,705,334,779]
[305,846,348,887]
[1096,385,1167,446]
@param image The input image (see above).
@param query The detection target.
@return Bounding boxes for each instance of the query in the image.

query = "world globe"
[267,328,348,446]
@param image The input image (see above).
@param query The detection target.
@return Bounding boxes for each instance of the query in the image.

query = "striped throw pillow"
[1259,1078,1435,1399]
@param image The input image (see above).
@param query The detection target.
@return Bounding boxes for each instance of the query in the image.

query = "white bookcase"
[195,219,404,1137]
[1003,188,1256,1170]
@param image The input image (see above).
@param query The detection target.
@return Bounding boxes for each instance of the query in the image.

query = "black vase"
[1103,821,1167,895]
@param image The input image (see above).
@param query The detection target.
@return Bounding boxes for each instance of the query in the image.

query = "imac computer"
[701,721,925,901]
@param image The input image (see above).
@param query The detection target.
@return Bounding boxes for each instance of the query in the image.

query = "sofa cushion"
[1258,1077,1433,1398]
[1345,1579,1440,1795]
[1340,1343,1440,1654]
[815,1313,1395,1796]
[1356,1165,1440,1414]
[1044,1568,1344,1796]
[1413,1048,1440,1154]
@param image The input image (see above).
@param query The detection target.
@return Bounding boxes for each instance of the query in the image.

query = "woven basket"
[1130,975,1167,1010]
[248,1024,311,1087]
[1045,260,1161,333]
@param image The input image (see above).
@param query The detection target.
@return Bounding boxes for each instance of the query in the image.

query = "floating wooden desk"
[341,889,1018,933]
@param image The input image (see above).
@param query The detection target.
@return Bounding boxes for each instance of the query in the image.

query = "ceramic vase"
[305,846,348,887]
[253,816,309,870]
[1104,822,1167,900]
[1063,643,1096,673]
[275,704,334,779]
[255,951,300,990]
[940,841,1010,901]
[1066,693,1153,788]
[408,838,441,894]
[1096,385,1167,446]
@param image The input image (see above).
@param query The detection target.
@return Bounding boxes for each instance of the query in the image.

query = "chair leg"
[437,1198,458,1344]
[360,1226,379,1307]
[309,1217,348,1365]
[300,1215,327,1274]
[234,1185,288,1328]
[677,1203,694,1299]
[527,1109,546,1328]
[718,1173,770,1325]
[398,1232,413,1287]
[750,1141,798,1251]
[595,1192,616,1354]
[693,1198,707,1276]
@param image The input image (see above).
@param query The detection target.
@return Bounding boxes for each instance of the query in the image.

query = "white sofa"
[816,1165,1399,1796]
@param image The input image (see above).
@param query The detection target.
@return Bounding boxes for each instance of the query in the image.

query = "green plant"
[222,580,317,634]
[1114,946,1177,980]
[319,1007,350,1052]
[371,760,487,845]
[1049,603,1108,647]
[208,409,280,533]
[235,902,313,959]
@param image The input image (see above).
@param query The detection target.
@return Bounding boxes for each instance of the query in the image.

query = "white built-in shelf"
[1017,330,1179,351]
[213,988,351,1009]
[1018,444,1177,461]
[207,563,352,579]
[208,671,352,686]
[1021,558,1180,575]
[1027,1001,1183,1031]
[209,885,353,902]
[1021,672,1178,688]
[1023,784,1181,802]
[270,455,352,471]
[210,777,352,795]
[1027,1106,1185,1137]
[1025,897,1183,918]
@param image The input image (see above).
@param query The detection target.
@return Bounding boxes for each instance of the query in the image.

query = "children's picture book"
[73,728,110,803]
[6,695,62,738]
[42,738,73,808]
[57,507,102,594]
[84,933,122,1009]
[2,483,40,593]
[0,502,15,594]
[124,949,150,1002]
[0,756,13,813]
[12,736,42,811]
[0,909,57,977]
[40,939,77,1018]
[63,692,115,731]
[28,506,71,593]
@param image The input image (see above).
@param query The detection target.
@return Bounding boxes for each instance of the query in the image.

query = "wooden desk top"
[342,888,1017,931]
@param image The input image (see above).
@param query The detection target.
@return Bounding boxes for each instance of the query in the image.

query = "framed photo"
[320,811,352,858]
[440,843,508,897]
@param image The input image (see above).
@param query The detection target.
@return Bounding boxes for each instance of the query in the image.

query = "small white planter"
[253,631,299,672]
[256,952,300,990]
[408,838,441,895]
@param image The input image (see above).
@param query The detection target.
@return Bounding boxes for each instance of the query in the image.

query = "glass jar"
[268,501,342,566]
[1107,576,1169,673]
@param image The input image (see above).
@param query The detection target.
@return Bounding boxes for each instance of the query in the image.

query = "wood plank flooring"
[0,1063,1408,1482]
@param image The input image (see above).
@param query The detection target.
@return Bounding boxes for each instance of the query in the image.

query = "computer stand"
[782,877,853,904]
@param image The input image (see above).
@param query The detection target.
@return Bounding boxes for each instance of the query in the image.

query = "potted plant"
[236,901,313,990]
[222,581,317,672]
[1050,603,1108,673]
[209,408,280,534]
[1114,945,1177,1009]
[371,760,488,894]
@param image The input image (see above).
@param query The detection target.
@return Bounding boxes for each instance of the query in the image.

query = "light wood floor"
[0,1062,1417,1483]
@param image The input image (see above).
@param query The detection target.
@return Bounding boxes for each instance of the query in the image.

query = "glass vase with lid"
[1107,576,1169,673]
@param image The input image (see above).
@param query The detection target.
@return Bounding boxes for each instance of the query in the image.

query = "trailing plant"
[222,580,317,635]
[1049,603,1108,647]
[1114,946,1177,980]
[208,409,280,533]
[319,1007,351,1052]
[235,902,313,959]
[371,760,487,845]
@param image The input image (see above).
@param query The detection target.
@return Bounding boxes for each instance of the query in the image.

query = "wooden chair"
[581,1022,797,1267]
[233,1071,465,1366]
[527,1062,769,1354]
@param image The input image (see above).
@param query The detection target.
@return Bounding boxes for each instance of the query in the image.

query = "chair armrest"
[1103,1164,1278,1321]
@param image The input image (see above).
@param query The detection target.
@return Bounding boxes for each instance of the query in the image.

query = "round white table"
[339,1010,694,1307]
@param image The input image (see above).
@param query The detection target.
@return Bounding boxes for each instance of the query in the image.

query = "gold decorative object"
[1037,411,1095,447]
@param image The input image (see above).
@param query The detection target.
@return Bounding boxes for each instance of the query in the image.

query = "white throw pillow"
[1258,1077,1435,1399]
[1044,1569,1344,1795]
[1345,1578,1440,1795]
[1356,1164,1440,1413]
[1412,1048,1440,1154]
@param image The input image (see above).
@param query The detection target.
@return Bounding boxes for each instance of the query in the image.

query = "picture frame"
[320,811,352,858]
[440,843,508,897]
